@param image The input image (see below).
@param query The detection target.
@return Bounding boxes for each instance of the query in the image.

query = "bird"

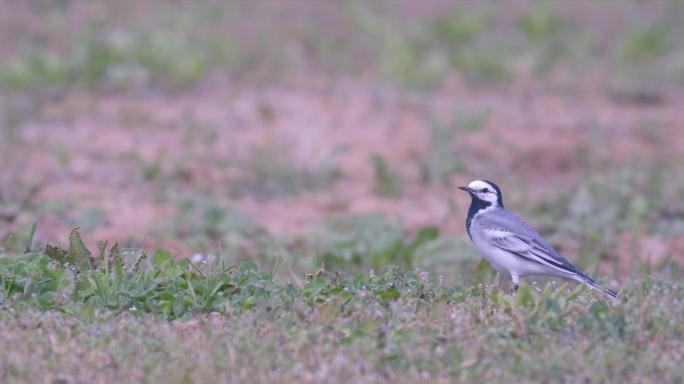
[458,179,619,299]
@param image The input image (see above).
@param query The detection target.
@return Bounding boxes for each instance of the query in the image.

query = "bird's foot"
[511,272,520,294]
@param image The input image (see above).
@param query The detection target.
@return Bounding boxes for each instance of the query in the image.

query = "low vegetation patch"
[1,229,682,383]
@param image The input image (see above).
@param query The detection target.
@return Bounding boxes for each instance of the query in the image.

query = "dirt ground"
[2,77,681,253]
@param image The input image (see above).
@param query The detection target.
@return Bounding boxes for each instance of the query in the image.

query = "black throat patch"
[465,196,492,240]
[463,180,504,239]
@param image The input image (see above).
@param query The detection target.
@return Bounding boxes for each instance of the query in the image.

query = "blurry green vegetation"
[620,24,671,64]
[370,154,405,197]
[308,214,476,276]
[73,206,108,231]
[148,203,478,282]
[151,192,266,254]
[367,9,511,88]
[1,2,683,96]
[430,12,512,82]
[533,164,684,275]
[0,26,214,92]
[419,107,490,185]
[518,4,570,74]
[611,17,683,98]
[230,143,341,200]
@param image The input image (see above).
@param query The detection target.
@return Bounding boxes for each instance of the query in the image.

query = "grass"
[2,160,683,382]
[1,228,682,383]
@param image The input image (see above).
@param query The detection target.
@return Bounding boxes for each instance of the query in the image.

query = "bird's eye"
[482,188,490,193]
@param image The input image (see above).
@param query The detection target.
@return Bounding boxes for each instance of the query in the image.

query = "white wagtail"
[459,179,619,299]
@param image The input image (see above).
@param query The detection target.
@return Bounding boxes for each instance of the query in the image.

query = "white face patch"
[467,180,492,190]
[467,180,499,204]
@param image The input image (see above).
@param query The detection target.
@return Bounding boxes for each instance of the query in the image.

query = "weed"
[370,153,404,197]
[153,193,265,253]
[430,13,485,46]
[450,50,512,83]
[518,4,570,74]
[231,143,340,200]
[620,24,671,64]
[419,107,490,185]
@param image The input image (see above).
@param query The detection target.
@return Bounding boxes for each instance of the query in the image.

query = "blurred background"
[1,0,683,283]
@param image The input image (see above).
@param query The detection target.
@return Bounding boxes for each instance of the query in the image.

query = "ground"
[1,1,684,383]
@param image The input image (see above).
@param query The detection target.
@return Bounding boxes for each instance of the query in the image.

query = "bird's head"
[458,180,503,207]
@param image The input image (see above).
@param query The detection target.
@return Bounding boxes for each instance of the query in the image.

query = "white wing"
[483,228,580,276]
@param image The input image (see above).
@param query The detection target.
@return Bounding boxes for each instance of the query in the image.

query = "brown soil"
[3,76,682,262]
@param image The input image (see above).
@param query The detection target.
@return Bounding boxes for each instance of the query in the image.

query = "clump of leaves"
[1,229,288,319]
[45,228,99,273]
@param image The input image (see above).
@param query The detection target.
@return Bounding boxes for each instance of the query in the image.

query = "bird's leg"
[496,273,507,290]
[511,272,520,293]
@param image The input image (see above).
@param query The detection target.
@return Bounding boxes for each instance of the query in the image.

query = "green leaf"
[412,226,440,245]
[75,277,97,299]
[370,153,404,197]
[68,228,93,272]
[469,259,496,287]
[153,249,173,266]
[563,283,585,305]
[403,226,440,264]
[239,261,258,273]
[516,284,536,309]
[375,288,400,301]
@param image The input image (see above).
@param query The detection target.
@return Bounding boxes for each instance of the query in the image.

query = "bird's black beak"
[458,186,474,194]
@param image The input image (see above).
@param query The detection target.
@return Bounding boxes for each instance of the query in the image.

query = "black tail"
[585,279,619,300]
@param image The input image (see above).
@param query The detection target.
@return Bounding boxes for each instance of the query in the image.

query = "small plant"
[419,108,490,185]
[620,24,671,64]
[370,153,404,197]
[430,13,485,46]
[231,143,340,200]
[518,4,570,74]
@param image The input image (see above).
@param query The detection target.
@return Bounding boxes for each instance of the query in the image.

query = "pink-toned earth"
[1,2,684,276]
